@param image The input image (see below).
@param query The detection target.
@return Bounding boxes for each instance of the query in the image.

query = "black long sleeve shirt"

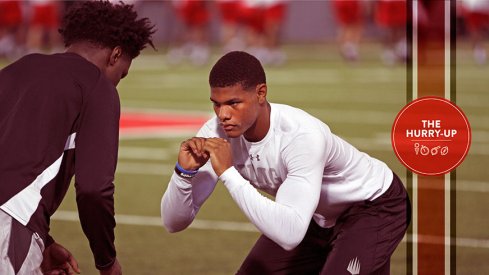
[0,52,119,269]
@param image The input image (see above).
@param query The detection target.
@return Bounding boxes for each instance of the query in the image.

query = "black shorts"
[237,173,411,275]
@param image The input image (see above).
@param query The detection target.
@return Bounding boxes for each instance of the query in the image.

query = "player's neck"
[66,42,112,73]
[244,103,271,143]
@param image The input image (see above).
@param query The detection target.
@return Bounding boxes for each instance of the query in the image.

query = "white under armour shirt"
[162,103,393,250]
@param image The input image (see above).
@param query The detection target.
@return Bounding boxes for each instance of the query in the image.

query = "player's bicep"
[276,132,327,219]
[275,177,319,220]
[75,82,119,191]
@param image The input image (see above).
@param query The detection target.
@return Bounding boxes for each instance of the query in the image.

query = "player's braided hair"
[209,51,266,90]
[59,0,155,59]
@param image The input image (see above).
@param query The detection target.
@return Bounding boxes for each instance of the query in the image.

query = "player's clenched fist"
[178,137,210,171]
[203,138,233,176]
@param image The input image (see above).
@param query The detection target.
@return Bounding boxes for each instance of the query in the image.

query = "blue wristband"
[175,162,198,178]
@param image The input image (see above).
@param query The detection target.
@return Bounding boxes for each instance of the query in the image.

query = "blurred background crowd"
[0,0,488,66]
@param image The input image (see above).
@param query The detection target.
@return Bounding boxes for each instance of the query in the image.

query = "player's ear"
[108,46,123,66]
[256,84,267,104]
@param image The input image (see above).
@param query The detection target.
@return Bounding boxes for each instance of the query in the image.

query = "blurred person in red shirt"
[26,0,63,53]
[460,0,489,64]
[374,0,408,65]
[331,0,366,61]
[240,0,288,66]
[216,0,246,53]
[0,1,24,59]
[166,0,211,66]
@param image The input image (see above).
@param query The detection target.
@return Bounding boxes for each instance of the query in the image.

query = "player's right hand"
[178,137,210,171]
[41,241,80,275]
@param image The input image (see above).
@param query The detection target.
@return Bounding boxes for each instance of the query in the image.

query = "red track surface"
[120,111,210,136]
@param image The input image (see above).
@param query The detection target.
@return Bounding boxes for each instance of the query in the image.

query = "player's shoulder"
[272,103,328,136]
[59,53,115,95]
[4,53,105,91]
[272,104,329,156]
[2,53,48,73]
[16,52,102,84]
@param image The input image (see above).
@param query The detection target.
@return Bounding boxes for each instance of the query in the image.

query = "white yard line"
[115,162,173,176]
[118,147,172,161]
[115,161,489,194]
[115,143,489,192]
[119,105,489,129]
[120,130,196,140]
[121,107,212,116]
[51,210,489,249]
[52,210,257,233]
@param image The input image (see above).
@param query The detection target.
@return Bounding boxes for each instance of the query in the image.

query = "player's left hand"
[203,138,233,176]
[41,242,80,275]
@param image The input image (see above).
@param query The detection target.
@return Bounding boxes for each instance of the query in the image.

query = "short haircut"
[59,0,155,59]
[209,51,266,90]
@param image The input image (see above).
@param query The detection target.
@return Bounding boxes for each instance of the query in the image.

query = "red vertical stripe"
[418,176,445,275]
[416,1,447,274]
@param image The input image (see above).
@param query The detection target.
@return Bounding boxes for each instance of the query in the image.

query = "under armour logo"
[250,154,260,161]
[347,257,360,275]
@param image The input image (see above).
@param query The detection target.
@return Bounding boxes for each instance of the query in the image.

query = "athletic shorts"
[237,172,411,275]
[0,210,44,275]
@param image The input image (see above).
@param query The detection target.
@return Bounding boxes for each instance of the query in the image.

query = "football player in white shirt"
[161,51,410,274]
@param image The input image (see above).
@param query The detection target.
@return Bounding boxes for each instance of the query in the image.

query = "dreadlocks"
[59,0,155,58]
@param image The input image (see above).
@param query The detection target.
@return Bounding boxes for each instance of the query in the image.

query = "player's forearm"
[161,172,198,232]
[76,183,116,269]
[220,167,311,251]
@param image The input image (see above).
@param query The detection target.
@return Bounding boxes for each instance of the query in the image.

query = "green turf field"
[1,42,488,274]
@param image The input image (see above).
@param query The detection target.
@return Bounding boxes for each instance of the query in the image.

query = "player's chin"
[223,128,242,138]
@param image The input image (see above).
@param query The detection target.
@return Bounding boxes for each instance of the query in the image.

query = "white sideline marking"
[115,161,489,193]
[118,147,171,161]
[116,162,173,176]
[52,210,257,233]
[120,130,196,140]
[118,131,487,157]
[121,107,212,116]
[51,210,489,249]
